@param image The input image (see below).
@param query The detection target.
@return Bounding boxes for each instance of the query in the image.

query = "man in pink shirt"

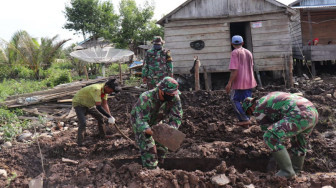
[225,35,257,126]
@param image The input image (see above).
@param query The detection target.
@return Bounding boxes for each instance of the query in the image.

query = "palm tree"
[0,30,70,79]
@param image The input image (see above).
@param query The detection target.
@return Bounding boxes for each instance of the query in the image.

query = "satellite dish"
[70,47,134,64]
[70,46,134,77]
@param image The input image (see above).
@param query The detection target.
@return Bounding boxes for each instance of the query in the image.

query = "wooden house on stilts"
[157,0,297,89]
[289,0,336,77]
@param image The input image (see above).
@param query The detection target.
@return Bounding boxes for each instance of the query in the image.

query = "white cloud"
[0,0,295,47]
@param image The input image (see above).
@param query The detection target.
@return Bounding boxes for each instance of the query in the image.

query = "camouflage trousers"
[263,107,319,156]
[133,130,168,169]
[146,78,161,90]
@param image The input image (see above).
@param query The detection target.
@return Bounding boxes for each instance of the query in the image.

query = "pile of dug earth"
[0,75,336,187]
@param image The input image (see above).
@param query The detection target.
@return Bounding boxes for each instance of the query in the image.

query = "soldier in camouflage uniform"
[131,77,183,169]
[242,92,319,178]
[142,36,173,90]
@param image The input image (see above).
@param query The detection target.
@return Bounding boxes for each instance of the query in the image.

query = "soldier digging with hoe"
[241,92,319,178]
[131,77,183,169]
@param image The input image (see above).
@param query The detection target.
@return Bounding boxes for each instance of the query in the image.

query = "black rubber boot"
[272,149,296,178]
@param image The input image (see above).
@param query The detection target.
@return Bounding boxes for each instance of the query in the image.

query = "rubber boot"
[292,155,305,174]
[272,149,296,178]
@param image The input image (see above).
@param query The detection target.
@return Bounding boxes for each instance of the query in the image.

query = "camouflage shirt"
[142,48,173,80]
[254,92,316,131]
[131,88,183,133]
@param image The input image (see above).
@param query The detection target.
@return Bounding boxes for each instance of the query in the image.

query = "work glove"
[108,117,115,124]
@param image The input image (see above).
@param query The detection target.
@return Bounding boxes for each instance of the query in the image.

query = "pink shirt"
[229,47,257,90]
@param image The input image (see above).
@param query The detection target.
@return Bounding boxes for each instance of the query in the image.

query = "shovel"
[151,123,186,152]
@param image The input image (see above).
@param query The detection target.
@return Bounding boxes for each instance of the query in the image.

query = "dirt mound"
[1,75,336,187]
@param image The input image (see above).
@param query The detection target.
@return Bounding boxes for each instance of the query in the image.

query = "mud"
[0,74,336,187]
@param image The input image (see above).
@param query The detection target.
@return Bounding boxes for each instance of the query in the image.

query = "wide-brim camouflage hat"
[242,97,255,112]
[152,36,165,44]
[158,77,179,95]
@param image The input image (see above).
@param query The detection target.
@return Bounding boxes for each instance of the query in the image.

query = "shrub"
[125,76,141,86]
[43,69,73,87]
[106,63,129,76]
[0,65,12,80]
[0,79,47,102]
[12,65,35,79]
[51,60,74,70]
[0,108,30,141]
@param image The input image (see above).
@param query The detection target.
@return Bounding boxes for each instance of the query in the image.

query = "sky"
[0,0,296,47]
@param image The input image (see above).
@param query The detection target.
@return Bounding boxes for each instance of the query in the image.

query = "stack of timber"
[1,77,109,108]
[1,77,146,121]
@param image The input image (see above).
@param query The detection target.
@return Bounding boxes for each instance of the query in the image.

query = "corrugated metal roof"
[292,4,336,9]
[290,0,336,7]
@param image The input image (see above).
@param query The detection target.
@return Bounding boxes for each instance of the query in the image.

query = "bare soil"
[0,74,336,187]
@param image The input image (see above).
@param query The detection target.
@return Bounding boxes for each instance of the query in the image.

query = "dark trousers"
[74,106,106,145]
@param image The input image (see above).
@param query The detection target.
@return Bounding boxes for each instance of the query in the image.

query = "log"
[194,57,200,91]
[203,66,210,91]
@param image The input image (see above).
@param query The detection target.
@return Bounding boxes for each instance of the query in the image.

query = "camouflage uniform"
[252,92,319,156]
[131,77,183,169]
[142,36,173,89]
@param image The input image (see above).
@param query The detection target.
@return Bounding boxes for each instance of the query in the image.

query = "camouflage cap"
[158,77,179,95]
[242,97,255,112]
[152,36,165,44]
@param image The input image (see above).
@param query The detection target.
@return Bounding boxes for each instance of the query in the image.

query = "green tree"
[0,31,69,79]
[116,0,163,49]
[64,0,118,40]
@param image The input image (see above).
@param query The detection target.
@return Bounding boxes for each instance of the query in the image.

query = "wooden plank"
[253,51,289,59]
[258,65,285,71]
[170,46,231,55]
[174,59,230,68]
[173,53,231,61]
[165,23,229,31]
[165,19,229,28]
[165,38,231,49]
[228,0,282,15]
[251,18,289,28]
[251,24,289,34]
[252,31,290,40]
[252,39,291,47]
[168,11,288,24]
[175,66,229,74]
[5,86,82,101]
[5,77,109,100]
[165,25,229,37]
[165,33,230,43]
[311,55,336,61]
[253,45,291,53]
[174,64,285,74]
